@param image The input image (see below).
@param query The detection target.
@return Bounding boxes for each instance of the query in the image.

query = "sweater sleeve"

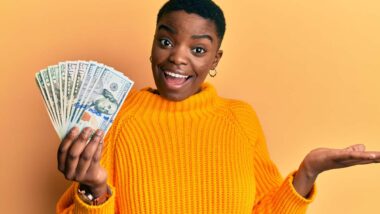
[229,100,316,214]
[56,115,121,214]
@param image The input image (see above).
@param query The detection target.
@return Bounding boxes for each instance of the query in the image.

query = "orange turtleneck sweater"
[56,83,316,213]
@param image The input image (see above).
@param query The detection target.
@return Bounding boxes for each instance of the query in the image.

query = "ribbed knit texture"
[56,83,316,214]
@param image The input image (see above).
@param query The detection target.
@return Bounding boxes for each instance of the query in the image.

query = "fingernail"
[95,129,104,136]
[72,126,79,134]
[370,154,376,159]
[85,127,93,133]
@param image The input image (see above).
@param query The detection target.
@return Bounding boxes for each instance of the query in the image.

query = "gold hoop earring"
[209,69,217,77]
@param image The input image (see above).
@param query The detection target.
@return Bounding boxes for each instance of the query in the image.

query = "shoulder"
[113,88,141,121]
[225,99,256,114]
[100,90,140,156]
[105,88,140,137]
[224,98,260,122]
[223,98,262,143]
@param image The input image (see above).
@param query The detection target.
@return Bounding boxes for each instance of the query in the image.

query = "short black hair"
[157,0,226,44]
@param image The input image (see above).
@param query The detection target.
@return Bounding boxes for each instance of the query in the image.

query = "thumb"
[344,144,366,152]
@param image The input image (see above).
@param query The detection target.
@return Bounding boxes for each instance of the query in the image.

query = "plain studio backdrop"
[1,0,379,213]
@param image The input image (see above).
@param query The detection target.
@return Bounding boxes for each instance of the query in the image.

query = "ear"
[211,50,223,70]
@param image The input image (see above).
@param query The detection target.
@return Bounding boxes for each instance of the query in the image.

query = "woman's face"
[151,10,223,101]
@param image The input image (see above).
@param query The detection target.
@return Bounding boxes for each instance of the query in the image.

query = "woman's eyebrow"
[158,24,213,43]
[158,24,176,34]
[191,34,213,43]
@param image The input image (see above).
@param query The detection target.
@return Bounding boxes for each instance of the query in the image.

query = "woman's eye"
[192,47,206,54]
[159,39,173,47]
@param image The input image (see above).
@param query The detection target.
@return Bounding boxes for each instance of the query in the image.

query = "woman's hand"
[293,144,380,197]
[57,127,108,197]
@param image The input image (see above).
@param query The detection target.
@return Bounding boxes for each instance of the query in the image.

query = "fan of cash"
[35,61,134,140]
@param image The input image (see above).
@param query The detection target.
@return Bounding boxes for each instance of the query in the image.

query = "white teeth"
[165,71,189,79]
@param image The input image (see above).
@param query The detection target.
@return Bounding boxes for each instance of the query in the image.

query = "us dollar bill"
[65,61,79,127]
[48,65,63,130]
[73,66,133,134]
[41,69,60,125]
[67,61,89,125]
[36,60,134,139]
[59,62,68,127]
[69,62,103,129]
[35,71,59,133]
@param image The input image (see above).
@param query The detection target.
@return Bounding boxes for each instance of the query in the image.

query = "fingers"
[344,144,366,152]
[64,127,94,180]
[338,157,380,167]
[93,138,104,164]
[57,127,80,173]
[333,149,380,163]
[75,129,104,180]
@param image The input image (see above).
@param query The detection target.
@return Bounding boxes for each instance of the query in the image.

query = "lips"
[164,71,189,79]
[159,67,193,88]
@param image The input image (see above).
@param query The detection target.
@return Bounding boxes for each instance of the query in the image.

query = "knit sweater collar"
[134,82,222,113]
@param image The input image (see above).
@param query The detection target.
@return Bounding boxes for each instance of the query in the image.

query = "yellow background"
[1,0,379,213]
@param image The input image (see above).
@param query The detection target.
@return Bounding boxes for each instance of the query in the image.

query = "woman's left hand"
[293,144,380,197]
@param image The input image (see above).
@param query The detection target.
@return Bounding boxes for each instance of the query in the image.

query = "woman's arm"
[229,100,316,213]
[293,144,380,197]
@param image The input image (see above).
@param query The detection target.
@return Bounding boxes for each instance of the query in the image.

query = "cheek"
[193,58,214,77]
[151,44,168,63]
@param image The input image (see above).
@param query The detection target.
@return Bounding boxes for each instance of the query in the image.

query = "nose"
[169,45,188,66]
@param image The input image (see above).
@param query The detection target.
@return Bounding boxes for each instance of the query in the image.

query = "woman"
[56,0,380,213]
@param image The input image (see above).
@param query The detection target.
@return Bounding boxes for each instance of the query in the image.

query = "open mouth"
[161,68,193,88]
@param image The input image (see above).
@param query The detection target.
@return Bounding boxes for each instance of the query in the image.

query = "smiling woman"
[151,11,223,101]
[54,0,380,213]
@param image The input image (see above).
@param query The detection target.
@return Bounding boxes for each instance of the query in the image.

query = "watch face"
[78,186,112,205]
[77,187,94,204]
[77,185,112,205]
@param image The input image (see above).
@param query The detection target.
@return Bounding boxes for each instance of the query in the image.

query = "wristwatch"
[78,184,112,205]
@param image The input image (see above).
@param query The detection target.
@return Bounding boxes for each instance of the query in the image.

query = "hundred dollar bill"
[48,65,63,130]
[73,67,133,134]
[101,81,131,135]
[59,62,68,127]
[40,69,61,127]
[35,60,134,140]
[67,61,89,126]
[38,70,63,135]
[35,71,59,133]
[65,61,79,128]
[69,62,103,130]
